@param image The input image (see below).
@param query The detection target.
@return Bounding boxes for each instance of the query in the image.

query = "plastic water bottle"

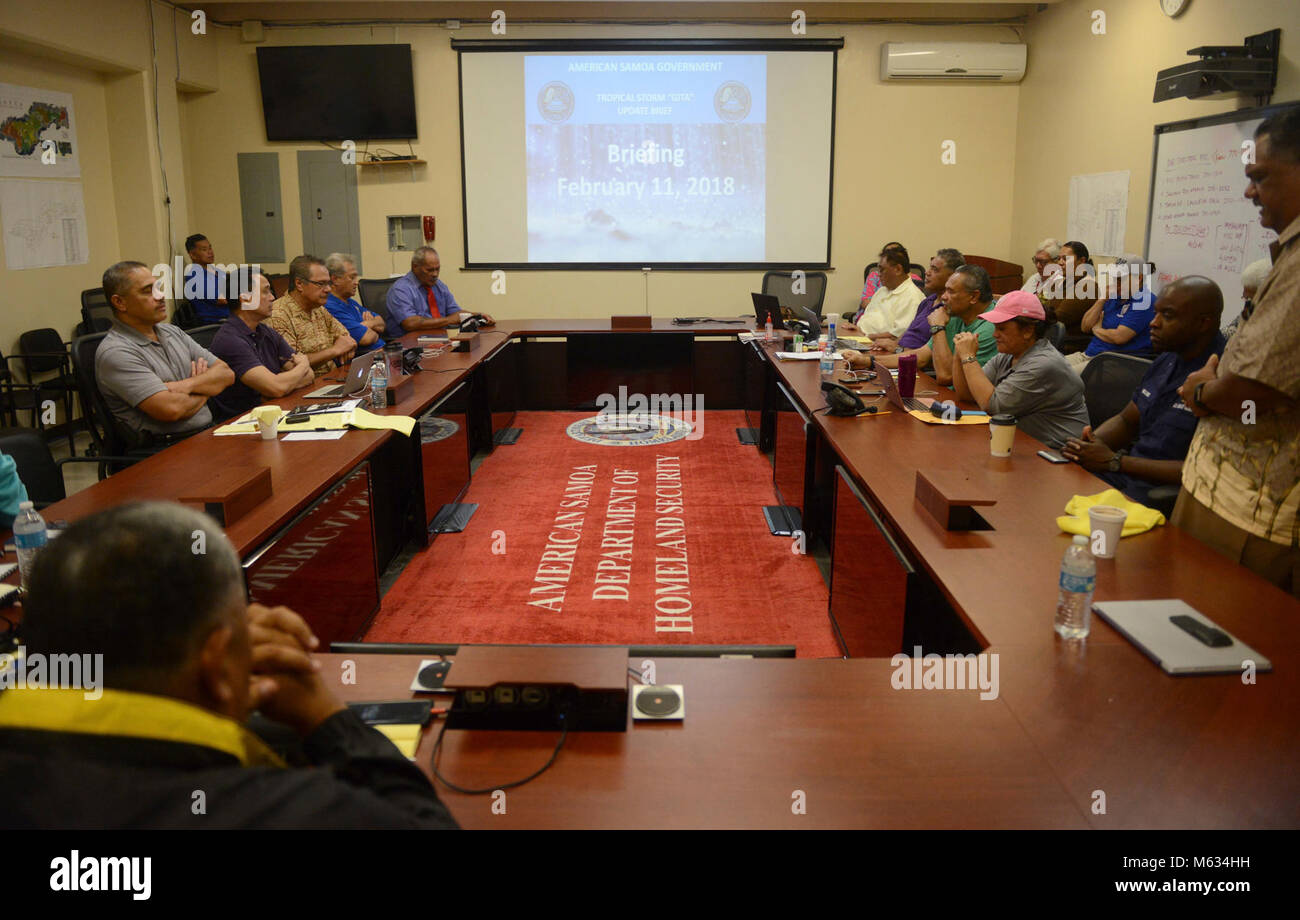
[1054,534,1095,639]
[369,360,388,410]
[819,341,834,377]
[764,318,773,343]
[827,315,838,352]
[14,501,48,588]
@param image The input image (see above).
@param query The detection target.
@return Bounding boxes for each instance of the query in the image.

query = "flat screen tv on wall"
[256,44,417,141]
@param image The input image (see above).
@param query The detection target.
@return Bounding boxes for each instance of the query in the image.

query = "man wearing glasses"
[268,254,357,377]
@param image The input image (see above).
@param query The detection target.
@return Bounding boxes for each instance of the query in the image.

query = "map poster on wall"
[1068,170,1129,257]
[1,179,89,270]
[0,82,80,179]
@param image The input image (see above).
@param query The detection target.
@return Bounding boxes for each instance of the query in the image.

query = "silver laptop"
[304,351,381,399]
[878,361,931,413]
[1092,599,1272,675]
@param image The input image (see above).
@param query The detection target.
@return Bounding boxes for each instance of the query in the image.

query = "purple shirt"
[897,293,940,350]
[209,316,295,419]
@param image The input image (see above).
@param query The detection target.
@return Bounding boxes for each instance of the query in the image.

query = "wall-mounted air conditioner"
[881,42,1027,83]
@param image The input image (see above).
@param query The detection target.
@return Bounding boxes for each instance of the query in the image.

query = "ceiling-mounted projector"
[1153,29,1279,102]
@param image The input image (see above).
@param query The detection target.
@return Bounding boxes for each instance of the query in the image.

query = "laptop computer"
[1092,599,1272,675]
[878,361,932,414]
[304,351,381,399]
[751,292,784,330]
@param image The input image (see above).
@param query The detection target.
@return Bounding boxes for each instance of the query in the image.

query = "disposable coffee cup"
[252,406,280,440]
[989,414,1016,456]
[1088,505,1128,559]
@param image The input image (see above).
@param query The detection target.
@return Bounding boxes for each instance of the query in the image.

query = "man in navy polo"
[209,272,315,419]
[323,252,385,354]
[386,246,493,333]
[1067,255,1157,372]
[1060,276,1225,506]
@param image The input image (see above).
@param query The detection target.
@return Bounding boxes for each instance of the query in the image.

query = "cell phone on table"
[1037,449,1070,464]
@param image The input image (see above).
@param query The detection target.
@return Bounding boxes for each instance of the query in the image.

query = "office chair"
[1046,321,1066,351]
[268,273,291,298]
[69,332,153,476]
[358,278,399,331]
[0,427,135,508]
[761,270,827,320]
[1080,352,1153,429]
[79,287,113,334]
[186,323,222,351]
[14,328,79,454]
[172,299,199,330]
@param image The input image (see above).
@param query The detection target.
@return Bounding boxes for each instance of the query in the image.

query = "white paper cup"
[989,415,1016,457]
[252,406,280,440]
[1088,505,1128,558]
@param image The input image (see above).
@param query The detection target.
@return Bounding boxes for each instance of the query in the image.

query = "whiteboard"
[1145,105,1297,327]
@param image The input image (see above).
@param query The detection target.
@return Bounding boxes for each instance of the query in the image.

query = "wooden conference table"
[5,318,1298,828]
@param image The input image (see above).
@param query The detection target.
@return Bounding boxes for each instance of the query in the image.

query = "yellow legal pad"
[215,407,416,438]
[374,723,423,760]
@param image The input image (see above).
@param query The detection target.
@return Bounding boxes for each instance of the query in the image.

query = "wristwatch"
[1107,449,1127,473]
[929,324,946,335]
[1192,381,1210,412]
[961,356,979,366]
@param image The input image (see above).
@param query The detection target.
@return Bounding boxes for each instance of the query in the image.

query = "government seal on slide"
[713,82,751,122]
[537,82,575,123]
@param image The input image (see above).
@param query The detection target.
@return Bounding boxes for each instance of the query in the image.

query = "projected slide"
[524,55,766,263]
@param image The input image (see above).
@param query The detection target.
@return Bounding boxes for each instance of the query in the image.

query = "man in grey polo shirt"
[95,261,235,447]
[952,290,1089,449]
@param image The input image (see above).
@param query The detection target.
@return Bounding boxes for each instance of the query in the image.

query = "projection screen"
[455,39,841,270]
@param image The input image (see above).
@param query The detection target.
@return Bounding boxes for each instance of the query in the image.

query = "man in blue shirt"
[386,247,493,333]
[1060,276,1225,506]
[182,234,229,325]
[323,253,385,354]
[1067,256,1157,372]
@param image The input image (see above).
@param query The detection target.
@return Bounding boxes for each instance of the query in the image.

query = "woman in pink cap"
[951,290,1090,449]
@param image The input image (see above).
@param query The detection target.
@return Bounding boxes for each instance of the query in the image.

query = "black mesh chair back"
[187,323,222,351]
[358,278,398,329]
[761,271,827,318]
[71,332,126,458]
[172,299,199,330]
[1046,322,1066,351]
[0,427,65,506]
[1080,352,1153,429]
[80,287,113,334]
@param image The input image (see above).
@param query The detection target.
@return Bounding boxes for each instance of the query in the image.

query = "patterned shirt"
[1182,214,1300,546]
[268,293,350,377]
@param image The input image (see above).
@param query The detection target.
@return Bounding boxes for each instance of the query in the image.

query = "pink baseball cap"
[979,290,1046,324]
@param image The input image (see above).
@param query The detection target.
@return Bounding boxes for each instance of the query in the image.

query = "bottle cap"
[19,500,34,510]
[1072,534,1088,545]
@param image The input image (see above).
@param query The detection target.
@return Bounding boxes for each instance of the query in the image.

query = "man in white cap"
[1065,254,1157,373]
[951,290,1089,449]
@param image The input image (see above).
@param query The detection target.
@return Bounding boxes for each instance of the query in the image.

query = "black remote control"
[1170,614,1233,648]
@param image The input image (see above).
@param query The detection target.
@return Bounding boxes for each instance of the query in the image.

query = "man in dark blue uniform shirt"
[1061,276,1225,506]
[183,233,230,325]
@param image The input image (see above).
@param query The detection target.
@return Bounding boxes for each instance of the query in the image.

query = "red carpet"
[364,411,839,657]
